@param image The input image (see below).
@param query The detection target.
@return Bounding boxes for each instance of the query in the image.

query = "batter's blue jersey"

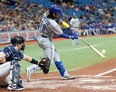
[1,45,24,62]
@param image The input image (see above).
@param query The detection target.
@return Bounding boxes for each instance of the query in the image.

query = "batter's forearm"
[60,33,70,39]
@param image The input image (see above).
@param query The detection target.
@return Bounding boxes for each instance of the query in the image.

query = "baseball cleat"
[7,84,24,91]
[26,68,31,82]
[62,75,75,80]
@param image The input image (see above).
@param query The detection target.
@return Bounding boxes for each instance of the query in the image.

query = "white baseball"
[101,49,106,54]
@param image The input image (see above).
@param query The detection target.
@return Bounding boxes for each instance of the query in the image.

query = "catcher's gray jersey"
[36,12,63,63]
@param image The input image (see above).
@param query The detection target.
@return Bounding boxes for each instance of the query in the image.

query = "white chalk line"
[58,44,99,52]
[24,58,116,91]
[96,68,116,76]
[23,74,116,91]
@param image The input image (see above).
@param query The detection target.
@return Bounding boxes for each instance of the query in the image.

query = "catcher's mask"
[11,35,25,50]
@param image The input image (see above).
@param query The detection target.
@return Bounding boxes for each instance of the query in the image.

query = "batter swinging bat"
[79,37,105,59]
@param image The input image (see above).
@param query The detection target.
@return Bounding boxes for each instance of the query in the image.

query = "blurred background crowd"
[0,0,116,36]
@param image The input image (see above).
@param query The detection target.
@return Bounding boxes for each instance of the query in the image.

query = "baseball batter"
[0,36,49,91]
[26,5,78,81]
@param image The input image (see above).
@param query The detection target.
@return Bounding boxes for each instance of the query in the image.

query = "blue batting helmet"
[49,5,62,17]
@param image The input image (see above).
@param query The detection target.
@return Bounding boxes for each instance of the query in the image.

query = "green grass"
[0,35,116,74]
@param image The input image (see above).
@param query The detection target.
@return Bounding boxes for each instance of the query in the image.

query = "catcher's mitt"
[39,57,50,74]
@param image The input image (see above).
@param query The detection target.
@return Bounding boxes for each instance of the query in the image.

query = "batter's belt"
[41,35,47,38]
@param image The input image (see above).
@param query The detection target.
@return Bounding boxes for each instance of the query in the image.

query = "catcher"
[0,35,50,91]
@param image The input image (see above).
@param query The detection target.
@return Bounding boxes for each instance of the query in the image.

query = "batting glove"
[70,35,78,40]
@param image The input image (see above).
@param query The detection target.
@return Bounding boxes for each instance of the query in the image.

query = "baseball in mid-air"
[101,49,106,54]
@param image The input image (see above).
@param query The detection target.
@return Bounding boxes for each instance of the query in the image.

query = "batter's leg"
[54,50,75,79]
[26,65,41,82]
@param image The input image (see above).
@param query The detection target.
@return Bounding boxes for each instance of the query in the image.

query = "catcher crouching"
[0,35,50,91]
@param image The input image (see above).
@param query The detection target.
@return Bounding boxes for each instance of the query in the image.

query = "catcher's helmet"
[11,35,25,46]
[49,5,62,17]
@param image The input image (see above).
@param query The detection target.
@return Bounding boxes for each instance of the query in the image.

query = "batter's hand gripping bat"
[79,37,105,59]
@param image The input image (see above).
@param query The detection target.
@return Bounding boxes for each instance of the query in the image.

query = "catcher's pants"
[0,62,11,86]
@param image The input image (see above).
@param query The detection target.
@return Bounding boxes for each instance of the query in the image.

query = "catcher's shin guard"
[9,59,22,87]
[55,61,66,77]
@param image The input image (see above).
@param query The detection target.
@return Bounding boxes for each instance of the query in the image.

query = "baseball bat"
[79,37,105,59]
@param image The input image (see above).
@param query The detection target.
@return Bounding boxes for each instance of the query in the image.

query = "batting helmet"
[49,5,62,17]
[11,35,25,46]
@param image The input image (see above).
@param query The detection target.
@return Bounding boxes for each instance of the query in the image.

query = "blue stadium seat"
[24,0,54,8]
